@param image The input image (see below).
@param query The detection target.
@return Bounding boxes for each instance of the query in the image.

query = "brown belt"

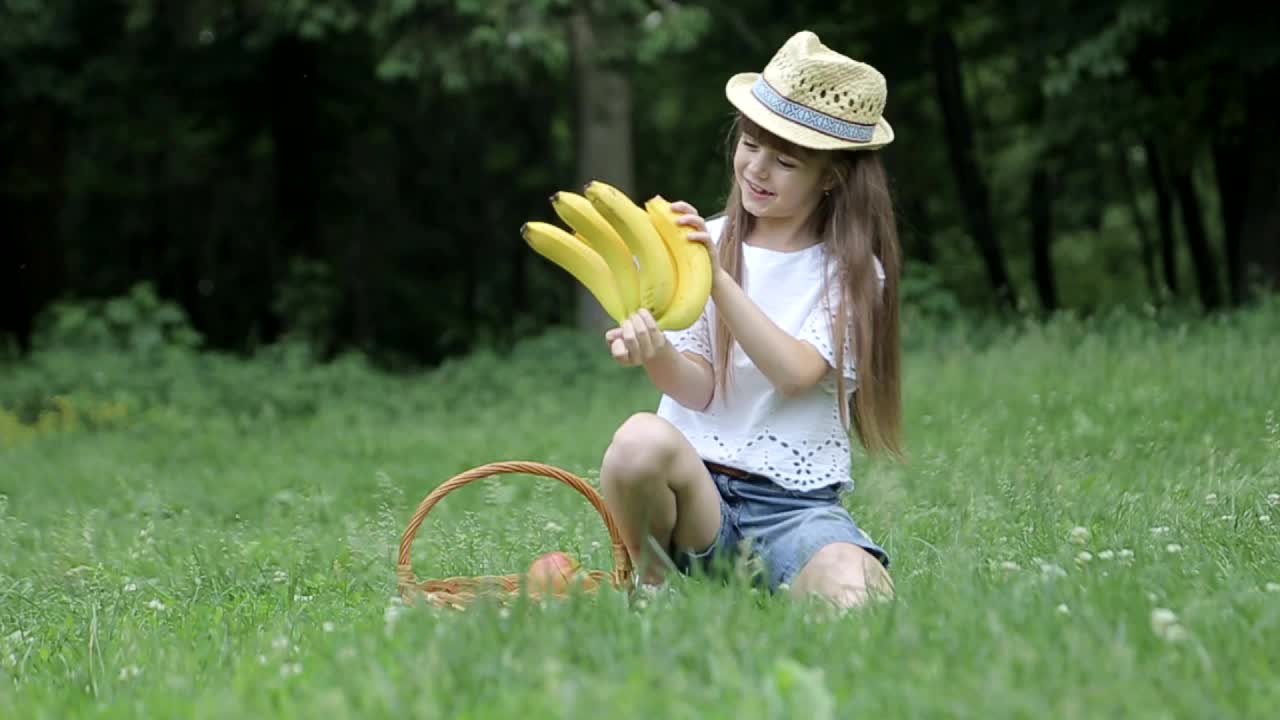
[705,461,753,479]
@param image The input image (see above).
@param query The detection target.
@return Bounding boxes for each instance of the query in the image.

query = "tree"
[567,10,635,334]
[930,26,1018,310]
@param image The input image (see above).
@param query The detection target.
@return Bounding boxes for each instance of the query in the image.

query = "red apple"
[526,551,580,595]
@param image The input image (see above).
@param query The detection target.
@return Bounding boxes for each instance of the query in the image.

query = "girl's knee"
[602,413,682,487]
[790,543,894,609]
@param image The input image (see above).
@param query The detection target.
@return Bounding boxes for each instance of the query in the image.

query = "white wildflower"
[123,582,138,593]
[1220,515,1235,522]
[272,570,288,584]
[999,561,1021,572]
[384,604,404,627]
[293,594,313,602]
[1069,526,1091,545]
[1119,549,1135,560]
[1150,607,1184,642]
[1204,492,1218,505]
[117,665,142,680]
[1150,526,1170,536]
[1056,603,1070,615]
[272,636,290,651]
[1166,543,1183,554]
[1098,550,1115,560]
[1267,493,1279,507]
[1265,582,1280,593]
[1076,551,1093,565]
[1039,562,1067,578]
[146,598,166,612]
[1260,515,1271,525]
[322,622,335,633]
[543,521,564,533]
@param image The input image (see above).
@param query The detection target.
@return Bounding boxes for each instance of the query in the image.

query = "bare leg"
[599,412,723,585]
[788,543,894,611]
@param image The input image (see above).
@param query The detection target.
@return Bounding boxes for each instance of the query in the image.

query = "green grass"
[2,303,1279,718]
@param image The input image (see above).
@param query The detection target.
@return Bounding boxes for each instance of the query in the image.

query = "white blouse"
[655,217,883,491]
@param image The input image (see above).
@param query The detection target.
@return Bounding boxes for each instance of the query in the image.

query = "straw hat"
[725,31,893,151]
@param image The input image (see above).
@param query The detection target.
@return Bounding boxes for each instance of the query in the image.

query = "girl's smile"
[744,178,775,200]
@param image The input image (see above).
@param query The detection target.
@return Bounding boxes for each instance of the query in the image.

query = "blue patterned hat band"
[750,77,877,143]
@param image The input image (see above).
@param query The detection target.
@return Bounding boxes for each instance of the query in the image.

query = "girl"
[600,30,902,610]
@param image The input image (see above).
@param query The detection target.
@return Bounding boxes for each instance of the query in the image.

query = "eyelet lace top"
[655,216,883,492]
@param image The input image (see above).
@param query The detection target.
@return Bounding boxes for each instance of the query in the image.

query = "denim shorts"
[673,462,889,592]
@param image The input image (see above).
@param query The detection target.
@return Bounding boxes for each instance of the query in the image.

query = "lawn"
[2,302,1279,718]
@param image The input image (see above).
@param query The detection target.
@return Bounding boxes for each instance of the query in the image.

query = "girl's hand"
[604,309,668,367]
[670,201,723,282]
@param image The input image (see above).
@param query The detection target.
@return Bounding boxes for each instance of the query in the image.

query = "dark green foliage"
[3,1,1278,367]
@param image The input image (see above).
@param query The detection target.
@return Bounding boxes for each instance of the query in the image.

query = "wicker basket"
[396,460,634,609]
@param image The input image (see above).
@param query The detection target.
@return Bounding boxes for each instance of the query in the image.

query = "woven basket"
[396,460,634,609]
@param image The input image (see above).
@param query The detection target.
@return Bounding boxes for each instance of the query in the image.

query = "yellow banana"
[550,191,642,316]
[645,195,712,331]
[584,180,676,318]
[522,221,628,324]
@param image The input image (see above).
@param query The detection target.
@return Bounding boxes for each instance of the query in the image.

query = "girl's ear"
[823,159,849,193]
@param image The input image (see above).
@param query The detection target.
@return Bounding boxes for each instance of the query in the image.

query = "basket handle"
[396,460,633,595]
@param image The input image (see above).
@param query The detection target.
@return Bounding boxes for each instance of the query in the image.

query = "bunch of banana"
[520,180,712,331]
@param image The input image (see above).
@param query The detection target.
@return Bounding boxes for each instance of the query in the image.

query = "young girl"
[599,31,902,610]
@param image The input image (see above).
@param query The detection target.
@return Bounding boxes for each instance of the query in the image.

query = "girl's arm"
[607,312,715,411]
[709,267,829,398]
[643,343,715,411]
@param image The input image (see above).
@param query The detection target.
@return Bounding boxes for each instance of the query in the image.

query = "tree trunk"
[1144,140,1180,296]
[267,37,320,342]
[1170,167,1222,311]
[930,28,1016,310]
[1012,4,1057,314]
[1118,145,1159,299]
[1029,168,1057,312]
[1213,134,1248,307]
[509,222,529,331]
[1238,144,1280,295]
[1234,67,1280,299]
[0,99,68,352]
[902,193,936,264]
[568,11,634,334]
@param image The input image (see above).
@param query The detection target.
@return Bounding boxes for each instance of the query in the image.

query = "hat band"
[751,77,876,143]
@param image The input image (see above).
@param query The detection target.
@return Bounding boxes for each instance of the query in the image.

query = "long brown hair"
[713,114,903,457]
